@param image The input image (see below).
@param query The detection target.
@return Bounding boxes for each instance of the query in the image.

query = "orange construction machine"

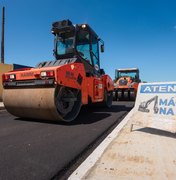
[113,68,140,101]
[2,20,114,122]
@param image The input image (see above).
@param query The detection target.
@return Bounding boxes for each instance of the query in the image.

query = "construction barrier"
[131,82,176,133]
[0,63,13,101]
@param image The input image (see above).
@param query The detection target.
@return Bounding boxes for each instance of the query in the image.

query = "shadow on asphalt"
[135,127,176,139]
[14,105,132,126]
[85,104,132,113]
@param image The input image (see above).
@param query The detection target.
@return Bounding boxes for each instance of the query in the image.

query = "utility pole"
[1,6,5,64]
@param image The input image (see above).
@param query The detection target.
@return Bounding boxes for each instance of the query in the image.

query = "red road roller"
[2,20,114,122]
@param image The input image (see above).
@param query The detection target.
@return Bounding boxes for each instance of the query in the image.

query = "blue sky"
[0,0,176,82]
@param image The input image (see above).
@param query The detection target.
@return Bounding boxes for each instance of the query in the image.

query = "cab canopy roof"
[51,19,99,38]
[117,68,139,72]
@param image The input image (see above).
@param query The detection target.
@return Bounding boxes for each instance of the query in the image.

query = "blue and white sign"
[140,84,176,94]
[132,82,176,133]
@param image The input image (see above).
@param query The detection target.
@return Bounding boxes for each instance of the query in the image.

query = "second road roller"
[113,68,141,101]
[2,19,114,122]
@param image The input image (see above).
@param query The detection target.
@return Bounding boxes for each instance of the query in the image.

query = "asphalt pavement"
[0,101,134,180]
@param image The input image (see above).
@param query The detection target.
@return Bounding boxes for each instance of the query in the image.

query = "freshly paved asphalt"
[0,101,134,180]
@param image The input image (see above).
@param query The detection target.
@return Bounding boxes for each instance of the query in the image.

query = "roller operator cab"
[113,68,141,101]
[2,20,114,122]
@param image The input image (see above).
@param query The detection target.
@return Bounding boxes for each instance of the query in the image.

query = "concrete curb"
[0,102,5,110]
[68,108,135,180]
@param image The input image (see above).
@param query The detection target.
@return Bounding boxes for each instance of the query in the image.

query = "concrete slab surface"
[82,120,176,180]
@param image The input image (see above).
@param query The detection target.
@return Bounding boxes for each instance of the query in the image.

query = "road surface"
[0,101,134,180]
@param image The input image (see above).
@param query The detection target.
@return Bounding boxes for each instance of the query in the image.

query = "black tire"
[103,89,113,108]
[129,90,136,101]
[113,91,117,101]
[124,90,129,100]
[55,86,82,122]
[117,90,122,101]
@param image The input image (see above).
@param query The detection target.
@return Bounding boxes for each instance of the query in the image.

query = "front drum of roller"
[3,87,63,121]
[3,86,82,122]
